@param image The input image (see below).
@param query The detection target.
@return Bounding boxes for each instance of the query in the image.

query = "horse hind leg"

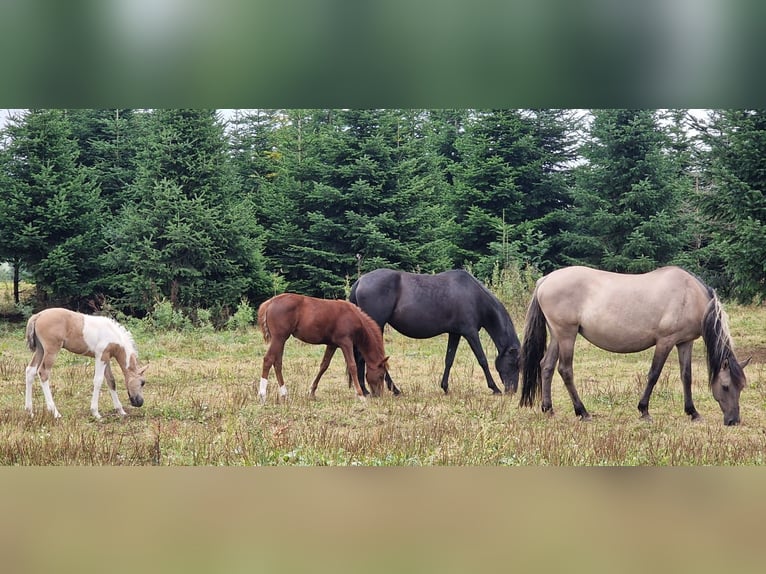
[309,345,337,399]
[25,347,44,416]
[36,347,62,419]
[539,338,560,415]
[440,333,461,394]
[556,337,591,421]
[259,338,287,403]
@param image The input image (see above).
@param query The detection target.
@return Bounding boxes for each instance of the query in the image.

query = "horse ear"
[722,358,730,371]
[139,364,149,375]
[381,356,390,369]
[740,356,752,369]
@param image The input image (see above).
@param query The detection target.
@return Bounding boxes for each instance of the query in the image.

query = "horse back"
[537,266,710,351]
[28,308,90,355]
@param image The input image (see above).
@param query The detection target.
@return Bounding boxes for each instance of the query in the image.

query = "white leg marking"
[259,378,268,402]
[25,366,36,415]
[91,359,107,419]
[109,388,127,417]
[279,385,288,399]
[40,380,61,418]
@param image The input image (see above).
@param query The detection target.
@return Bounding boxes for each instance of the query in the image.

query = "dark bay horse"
[349,269,521,395]
[257,293,390,401]
[520,266,749,425]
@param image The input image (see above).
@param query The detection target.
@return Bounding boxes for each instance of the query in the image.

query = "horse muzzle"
[130,395,144,408]
[724,417,740,426]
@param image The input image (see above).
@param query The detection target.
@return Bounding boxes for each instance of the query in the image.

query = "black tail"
[519,290,547,407]
[348,278,359,305]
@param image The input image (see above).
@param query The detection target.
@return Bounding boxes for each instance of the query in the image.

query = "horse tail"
[519,287,547,407]
[257,298,272,343]
[25,313,40,352]
[348,277,359,305]
[701,289,737,386]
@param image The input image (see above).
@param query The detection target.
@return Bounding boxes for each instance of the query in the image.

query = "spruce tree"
[561,109,688,273]
[104,109,271,315]
[0,109,105,307]
[699,109,766,300]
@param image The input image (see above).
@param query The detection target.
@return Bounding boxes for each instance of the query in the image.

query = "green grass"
[0,304,764,465]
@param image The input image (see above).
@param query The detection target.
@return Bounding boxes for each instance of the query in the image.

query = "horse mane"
[701,289,745,388]
[103,315,139,359]
[350,304,385,360]
[468,272,520,351]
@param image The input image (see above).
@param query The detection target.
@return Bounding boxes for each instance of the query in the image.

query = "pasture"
[0,303,764,465]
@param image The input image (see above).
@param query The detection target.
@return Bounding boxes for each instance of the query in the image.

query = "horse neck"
[481,298,520,353]
[107,343,136,378]
[354,317,386,363]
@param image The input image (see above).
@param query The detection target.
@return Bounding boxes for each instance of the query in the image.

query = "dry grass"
[0,304,764,466]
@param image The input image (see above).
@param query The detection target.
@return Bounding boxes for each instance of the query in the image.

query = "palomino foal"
[25,308,148,419]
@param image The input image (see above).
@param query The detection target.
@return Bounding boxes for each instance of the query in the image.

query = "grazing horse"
[25,308,148,419]
[257,293,390,402]
[520,266,749,425]
[349,269,521,395]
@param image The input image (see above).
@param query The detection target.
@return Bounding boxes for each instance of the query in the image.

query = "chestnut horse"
[25,308,148,419]
[520,266,749,425]
[257,293,390,402]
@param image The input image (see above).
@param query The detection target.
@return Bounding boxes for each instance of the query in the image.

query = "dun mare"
[257,293,390,401]
[25,308,148,419]
[349,269,521,395]
[520,266,749,425]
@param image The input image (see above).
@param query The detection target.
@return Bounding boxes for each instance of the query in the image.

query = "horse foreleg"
[309,345,337,399]
[463,332,501,394]
[637,341,674,422]
[440,333,461,394]
[90,358,109,419]
[677,341,700,421]
[104,363,127,417]
[556,337,590,421]
[340,344,367,401]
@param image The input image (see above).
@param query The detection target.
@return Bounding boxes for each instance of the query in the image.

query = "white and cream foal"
[25,308,148,419]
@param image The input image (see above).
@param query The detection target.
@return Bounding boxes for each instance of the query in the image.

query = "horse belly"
[578,324,657,354]
[388,312,450,339]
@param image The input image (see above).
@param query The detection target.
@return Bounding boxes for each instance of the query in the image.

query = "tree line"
[0,109,763,322]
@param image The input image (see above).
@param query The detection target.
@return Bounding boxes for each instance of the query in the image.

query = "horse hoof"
[640,413,653,423]
[580,414,592,422]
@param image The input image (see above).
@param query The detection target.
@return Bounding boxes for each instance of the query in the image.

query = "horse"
[25,308,148,419]
[519,266,750,425]
[349,268,521,395]
[257,293,390,402]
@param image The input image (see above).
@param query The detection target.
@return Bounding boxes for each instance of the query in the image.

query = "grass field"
[0,302,764,465]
